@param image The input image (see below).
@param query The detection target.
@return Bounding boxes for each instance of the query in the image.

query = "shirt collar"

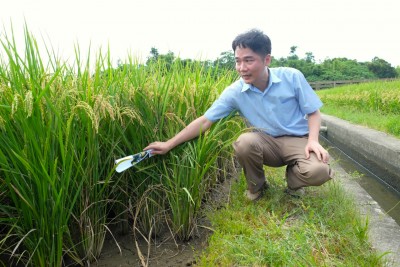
[240,68,282,92]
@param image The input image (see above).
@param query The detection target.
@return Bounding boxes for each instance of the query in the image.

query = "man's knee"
[307,163,331,185]
[288,160,331,188]
[302,161,331,185]
[233,133,257,157]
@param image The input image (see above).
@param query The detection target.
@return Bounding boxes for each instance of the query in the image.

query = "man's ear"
[264,54,272,66]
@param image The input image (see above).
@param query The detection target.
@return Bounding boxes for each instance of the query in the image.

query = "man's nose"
[238,62,247,71]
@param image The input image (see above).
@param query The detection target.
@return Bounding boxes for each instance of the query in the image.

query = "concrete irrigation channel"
[320,114,400,266]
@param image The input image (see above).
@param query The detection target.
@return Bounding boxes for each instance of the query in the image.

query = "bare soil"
[92,176,236,267]
[91,228,208,267]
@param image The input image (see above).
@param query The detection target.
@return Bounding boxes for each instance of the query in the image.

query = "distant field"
[317,80,400,138]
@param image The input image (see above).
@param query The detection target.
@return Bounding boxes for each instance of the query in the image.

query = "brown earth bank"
[92,175,235,267]
[91,227,210,267]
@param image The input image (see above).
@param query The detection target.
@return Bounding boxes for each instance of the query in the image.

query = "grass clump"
[317,80,400,138]
[197,167,385,266]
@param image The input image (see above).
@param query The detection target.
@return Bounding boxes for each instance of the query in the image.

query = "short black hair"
[232,29,271,57]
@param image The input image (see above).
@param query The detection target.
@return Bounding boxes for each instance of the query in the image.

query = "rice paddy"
[0,28,241,266]
[0,27,394,266]
[317,80,400,137]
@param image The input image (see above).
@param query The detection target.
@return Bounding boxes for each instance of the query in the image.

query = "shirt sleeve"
[294,70,323,115]
[204,85,238,122]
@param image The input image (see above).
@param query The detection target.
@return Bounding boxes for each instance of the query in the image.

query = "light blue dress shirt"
[204,67,323,137]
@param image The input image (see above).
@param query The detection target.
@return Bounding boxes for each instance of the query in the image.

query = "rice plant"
[317,80,400,136]
[0,26,84,266]
[0,25,240,265]
[317,80,400,114]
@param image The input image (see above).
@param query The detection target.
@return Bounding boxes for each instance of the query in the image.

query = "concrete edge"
[321,114,400,266]
[321,113,400,191]
[333,163,400,266]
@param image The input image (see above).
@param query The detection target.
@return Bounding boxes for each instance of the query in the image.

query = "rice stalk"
[1,23,245,265]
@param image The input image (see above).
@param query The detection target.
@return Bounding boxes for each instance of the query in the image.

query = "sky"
[1,0,399,68]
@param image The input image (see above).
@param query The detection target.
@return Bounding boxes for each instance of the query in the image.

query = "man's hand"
[143,116,213,156]
[305,110,329,163]
[144,141,172,155]
[305,140,329,163]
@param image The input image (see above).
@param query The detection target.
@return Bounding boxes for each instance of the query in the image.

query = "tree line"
[143,47,399,82]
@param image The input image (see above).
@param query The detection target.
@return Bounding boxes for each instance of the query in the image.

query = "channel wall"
[321,114,400,266]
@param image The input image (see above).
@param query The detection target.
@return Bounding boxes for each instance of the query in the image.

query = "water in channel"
[320,136,400,226]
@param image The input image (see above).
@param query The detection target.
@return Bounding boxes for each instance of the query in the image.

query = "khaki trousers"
[233,132,332,193]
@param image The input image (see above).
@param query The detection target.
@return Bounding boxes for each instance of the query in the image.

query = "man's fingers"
[304,148,310,159]
[322,151,330,163]
[306,142,329,163]
[315,150,322,161]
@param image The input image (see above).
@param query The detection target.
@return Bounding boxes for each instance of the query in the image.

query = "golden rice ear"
[11,93,22,118]
[93,94,115,120]
[117,106,143,127]
[73,101,99,133]
[24,91,33,117]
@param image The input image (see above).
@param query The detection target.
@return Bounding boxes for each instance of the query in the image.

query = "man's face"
[235,47,271,88]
